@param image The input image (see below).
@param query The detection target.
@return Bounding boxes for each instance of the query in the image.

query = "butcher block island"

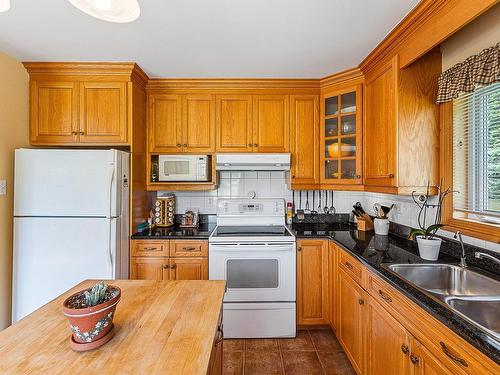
[0,280,226,375]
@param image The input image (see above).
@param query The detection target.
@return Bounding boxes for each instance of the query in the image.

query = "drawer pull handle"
[345,261,353,270]
[378,289,392,302]
[143,247,158,251]
[401,344,409,355]
[182,247,197,251]
[410,354,419,365]
[368,173,394,178]
[440,342,468,367]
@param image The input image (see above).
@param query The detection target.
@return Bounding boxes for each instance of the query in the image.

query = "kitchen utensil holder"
[356,214,374,232]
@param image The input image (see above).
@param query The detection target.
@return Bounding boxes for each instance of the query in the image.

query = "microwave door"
[160,158,194,181]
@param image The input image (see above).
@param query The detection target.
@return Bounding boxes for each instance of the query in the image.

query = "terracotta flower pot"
[62,285,121,346]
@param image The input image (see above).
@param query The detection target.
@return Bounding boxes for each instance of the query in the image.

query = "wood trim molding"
[359,0,497,73]
[440,103,500,243]
[23,62,149,87]
[147,78,320,91]
[319,67,364,91]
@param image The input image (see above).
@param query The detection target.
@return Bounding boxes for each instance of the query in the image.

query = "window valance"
[437,42,499,104]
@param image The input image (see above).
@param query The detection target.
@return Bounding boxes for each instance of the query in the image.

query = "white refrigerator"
[12,149,130,322]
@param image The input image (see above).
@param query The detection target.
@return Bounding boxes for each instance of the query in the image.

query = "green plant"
[409,224,444,240]
[84,281,108,307]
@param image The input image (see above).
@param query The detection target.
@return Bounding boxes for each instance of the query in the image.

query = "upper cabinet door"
[182,95,215,153]
[149,94,183,153]
[79,81,128,144]
[363,58,397,187]
[30,81,79,144]
[253,95,290,153]
[290,95,319,185]
[216,95,253,152]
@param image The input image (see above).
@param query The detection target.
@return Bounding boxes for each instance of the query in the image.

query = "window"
[453,82,500,224]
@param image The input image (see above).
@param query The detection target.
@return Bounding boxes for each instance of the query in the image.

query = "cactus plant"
[83,282,108,307]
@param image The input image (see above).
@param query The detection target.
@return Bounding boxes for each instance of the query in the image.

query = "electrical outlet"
[207,197,216,208]
[0,180,6,196]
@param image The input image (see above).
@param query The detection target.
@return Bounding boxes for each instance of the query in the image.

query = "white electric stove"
[209,198,296,338]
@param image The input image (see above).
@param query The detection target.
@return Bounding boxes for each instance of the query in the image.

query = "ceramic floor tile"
[309,330,342,351]
[282,350,324,375]
[244,350,283,375]
[279,330,315,351]
[223,339,244,352]
[317,351,356,375]
[222,350,243,375]
[245,338,279,351]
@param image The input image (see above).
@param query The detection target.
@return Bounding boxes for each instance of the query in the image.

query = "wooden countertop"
[0,280,226,374]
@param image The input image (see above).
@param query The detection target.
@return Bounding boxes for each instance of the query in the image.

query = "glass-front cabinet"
[320,85,362,185]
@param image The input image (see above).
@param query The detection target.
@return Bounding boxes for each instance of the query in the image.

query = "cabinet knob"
[254,143,258,147]
[171,264,177,269]
[358,299,364,305]
[79,131,85,135]
[410,354,419,366]
[183,144,187,147]
[176,144,181,147]
[401,344,409,355]
[356,175,361,179]
[162,264,170,269]
[297,247,302,252]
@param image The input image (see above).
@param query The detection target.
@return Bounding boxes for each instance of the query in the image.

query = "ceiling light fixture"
[68,0,140,23]
[0,0,10,13]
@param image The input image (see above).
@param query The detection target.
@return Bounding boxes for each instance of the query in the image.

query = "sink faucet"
[475,252,500,266]
[454,231,467,268]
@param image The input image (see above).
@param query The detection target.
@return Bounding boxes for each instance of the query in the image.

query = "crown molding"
[319,67,364,90]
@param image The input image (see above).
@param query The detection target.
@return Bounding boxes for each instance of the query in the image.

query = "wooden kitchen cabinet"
[170,258,208,281]
[130,239,209,281]
[29,80,79,144]
[365,296,412,375]
[148,94,183,152]
[320,85,363,186]
[363,50,441,194]
[328,241,338,332]
[182,94,215,152]
[338,268,365,374]
[208,310,224,375]
[25,63,144,146]
[130,257,170,280]
[79,81,128,143]
[216,95,253,152]
[296,239,329,325]
[252,95,290,152]
[290,95,320,188]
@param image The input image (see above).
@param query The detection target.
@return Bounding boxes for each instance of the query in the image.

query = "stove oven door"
[209,242,296,302]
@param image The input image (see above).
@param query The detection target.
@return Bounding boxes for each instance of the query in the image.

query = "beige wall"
[0,52,29,330]
[441,4,500,70]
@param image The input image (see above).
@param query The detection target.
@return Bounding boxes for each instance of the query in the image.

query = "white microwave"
[158,155,209,182]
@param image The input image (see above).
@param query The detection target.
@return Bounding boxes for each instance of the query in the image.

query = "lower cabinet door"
[130,257,169,280]
[366,296,412,375]
[338,269,365,374]
[412,339,456,375]
[170,258,208,280]
[297,239,329,325]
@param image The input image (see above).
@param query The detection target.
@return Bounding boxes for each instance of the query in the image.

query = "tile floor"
[223,329,356,375]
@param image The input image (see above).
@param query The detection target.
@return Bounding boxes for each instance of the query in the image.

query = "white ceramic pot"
[416,236,442,261]
[374,218,390,235]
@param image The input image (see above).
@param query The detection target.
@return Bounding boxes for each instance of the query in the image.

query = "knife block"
[356,214,374,232]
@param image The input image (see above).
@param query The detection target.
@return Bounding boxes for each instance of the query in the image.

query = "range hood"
[216,153,290,171]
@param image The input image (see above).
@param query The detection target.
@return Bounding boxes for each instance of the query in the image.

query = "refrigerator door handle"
[106,163,115,219]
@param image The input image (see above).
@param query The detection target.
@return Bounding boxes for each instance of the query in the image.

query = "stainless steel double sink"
[383,263,500,342]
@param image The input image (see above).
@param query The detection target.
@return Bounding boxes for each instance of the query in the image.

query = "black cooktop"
[212,226,292,237]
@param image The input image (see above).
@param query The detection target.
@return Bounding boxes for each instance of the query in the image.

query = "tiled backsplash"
[158,173,499,253]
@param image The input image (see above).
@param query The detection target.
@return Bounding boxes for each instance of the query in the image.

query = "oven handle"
[210,244,295,252]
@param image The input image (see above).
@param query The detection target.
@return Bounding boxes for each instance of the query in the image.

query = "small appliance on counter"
[180,208,199,228]
[153,194,175,227]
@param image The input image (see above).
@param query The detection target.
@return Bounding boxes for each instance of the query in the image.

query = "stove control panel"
[217,198,285,216]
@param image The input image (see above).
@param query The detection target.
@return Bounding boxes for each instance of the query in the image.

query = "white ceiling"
[0,0,420,78]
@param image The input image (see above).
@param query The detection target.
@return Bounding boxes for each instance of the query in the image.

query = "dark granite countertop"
[291,222,500,364]
[131,222,215,239]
